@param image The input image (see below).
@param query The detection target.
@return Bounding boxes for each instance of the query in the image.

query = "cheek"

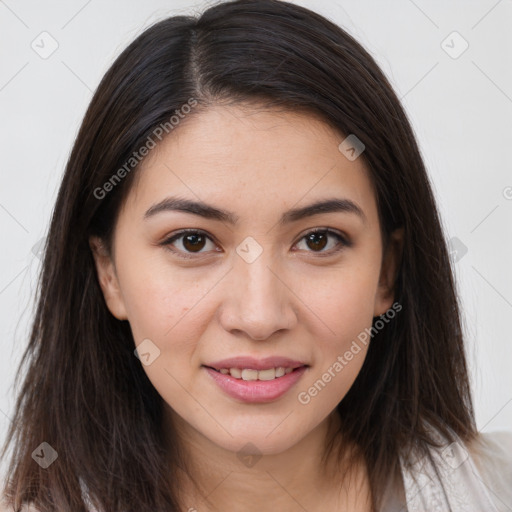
[296,257,381,404]
[309,261,381,347]
[117,265,209,412]
[115,248,209,342]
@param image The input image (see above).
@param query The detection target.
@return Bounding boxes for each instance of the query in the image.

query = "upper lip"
[204,356,308,371]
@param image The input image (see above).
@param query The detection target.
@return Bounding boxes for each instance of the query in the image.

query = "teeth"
[275,367,285,377]
[241,369,259,381]
[214,366,300,380]
[230,368,242,379]
[257,368,276,380]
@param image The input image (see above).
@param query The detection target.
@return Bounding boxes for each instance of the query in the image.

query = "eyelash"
[160,228,351,260]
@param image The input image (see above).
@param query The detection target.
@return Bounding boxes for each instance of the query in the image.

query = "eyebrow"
[144,196,367,226]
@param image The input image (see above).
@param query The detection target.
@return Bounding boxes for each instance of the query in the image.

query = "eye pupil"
[306,232,328,251]
[183,234,205,252]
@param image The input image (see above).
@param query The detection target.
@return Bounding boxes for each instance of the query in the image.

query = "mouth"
[202,363,309,403]
[204,365,305,381]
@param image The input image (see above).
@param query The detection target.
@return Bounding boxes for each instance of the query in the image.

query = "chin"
[204,422,308,457]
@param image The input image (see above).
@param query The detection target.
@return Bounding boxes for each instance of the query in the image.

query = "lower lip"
[203,366,308,403]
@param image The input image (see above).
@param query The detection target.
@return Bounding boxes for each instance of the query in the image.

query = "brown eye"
[182,233,207,252]
[162,229,217,259]
[161,227,350,260]
[305,231,328,251]
[294,229,349,255]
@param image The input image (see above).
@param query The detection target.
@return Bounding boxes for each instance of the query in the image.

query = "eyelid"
[294,226,350,246]
[160,228,218,260]
[291,227,351,257]
[160,227,351,259]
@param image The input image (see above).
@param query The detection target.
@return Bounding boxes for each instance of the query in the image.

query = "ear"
[373,227,404,316]
[89,236,128,321]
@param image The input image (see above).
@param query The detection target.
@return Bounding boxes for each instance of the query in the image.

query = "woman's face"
[91,104,400,456]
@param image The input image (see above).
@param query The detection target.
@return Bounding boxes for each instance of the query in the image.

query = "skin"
[90,103,403,511]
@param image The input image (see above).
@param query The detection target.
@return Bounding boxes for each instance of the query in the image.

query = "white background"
[1,0,511,480]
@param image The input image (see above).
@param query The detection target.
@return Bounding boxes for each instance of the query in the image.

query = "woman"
[1,0,511,510]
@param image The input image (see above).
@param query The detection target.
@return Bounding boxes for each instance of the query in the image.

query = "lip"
[202,363,309,403]
[205,356,307,371]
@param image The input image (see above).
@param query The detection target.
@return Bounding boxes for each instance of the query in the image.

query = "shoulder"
[0,497,40,512]
[0,496,13,512]
[468,429,512,477]
[467,430,512,511]
[400,425,512,511]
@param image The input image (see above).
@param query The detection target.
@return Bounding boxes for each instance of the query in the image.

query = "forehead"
[123,104,378,227]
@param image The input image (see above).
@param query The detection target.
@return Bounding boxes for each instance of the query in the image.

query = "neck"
[163,408,371,512]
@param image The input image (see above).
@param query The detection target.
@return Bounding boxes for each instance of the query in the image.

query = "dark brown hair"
[1,0,476,510]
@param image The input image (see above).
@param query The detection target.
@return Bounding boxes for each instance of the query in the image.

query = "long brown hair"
[1,0,476,510]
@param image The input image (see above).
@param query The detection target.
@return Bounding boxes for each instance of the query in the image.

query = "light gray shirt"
[381,429,512,511]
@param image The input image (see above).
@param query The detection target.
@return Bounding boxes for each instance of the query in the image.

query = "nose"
[217,252,298,341]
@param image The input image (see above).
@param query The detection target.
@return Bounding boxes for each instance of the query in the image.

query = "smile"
[209,366,294,380]
[202,365,309,403]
